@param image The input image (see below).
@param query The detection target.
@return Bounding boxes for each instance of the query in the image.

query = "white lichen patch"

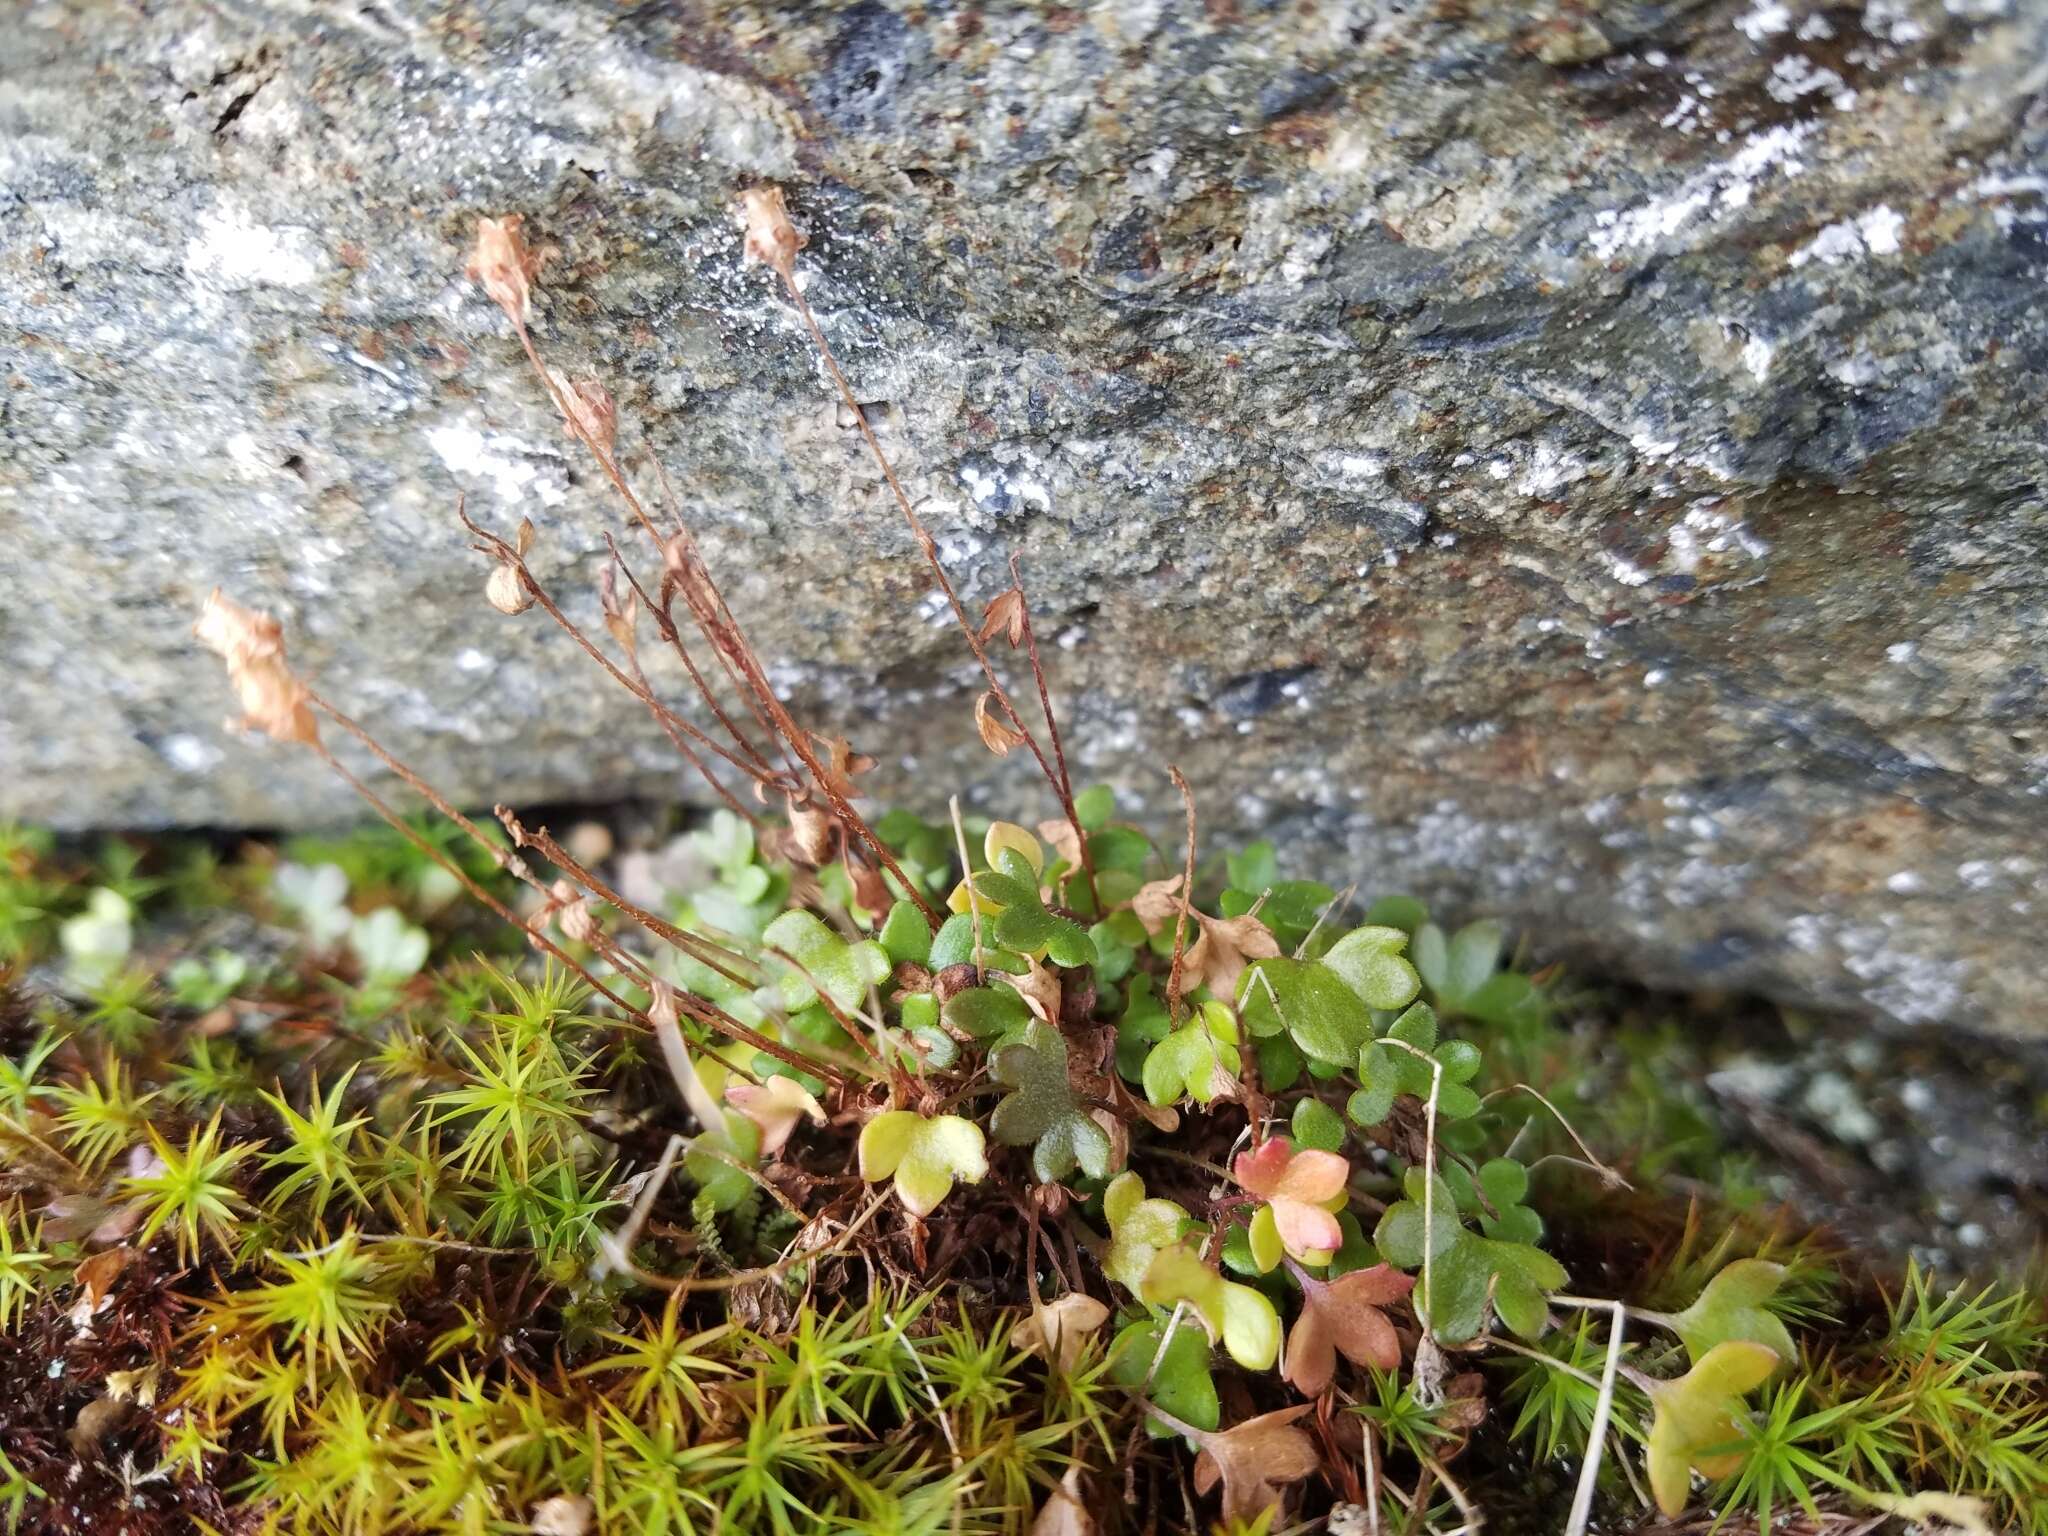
[427,422,568,508]
[1590,124,1816,260]
[184,201,323,290]
[1734,1,1793,42]
[1790,205,1904,267]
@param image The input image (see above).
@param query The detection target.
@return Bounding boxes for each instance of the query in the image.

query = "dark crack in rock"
[2,0,2044,1035]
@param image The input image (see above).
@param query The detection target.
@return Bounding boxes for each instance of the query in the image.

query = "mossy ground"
[1,817,2043,1536]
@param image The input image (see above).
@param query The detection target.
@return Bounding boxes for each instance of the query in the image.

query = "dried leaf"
[978,587,1028,647]
[69,1246,134,1329]
[1009,956,1062,1024]
[194,589,320,745]
[531,1493,593,1536]
[1030,1467,1097,1536]
[516,516,536,556]
[785,795,835,866]
[546,878,596,945]
[1862,1492,1995,1536]
[1129,874,1186,934]
[1190,1405,1321,1526]
[1012,1293,1110,1374]
[1036,817,1083,874]
[976,691,1026,756]
[1283,1264,1413,1395]
[466,214,543,323]
[1191,911,1279,1001]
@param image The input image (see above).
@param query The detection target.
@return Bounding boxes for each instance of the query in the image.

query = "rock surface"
[3,0,2044,1033]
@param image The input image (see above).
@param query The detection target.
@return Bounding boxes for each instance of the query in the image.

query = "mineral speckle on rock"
[2,0,2044,1033]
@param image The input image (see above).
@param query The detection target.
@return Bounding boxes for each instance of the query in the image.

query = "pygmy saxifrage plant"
[0,186,2039,1536]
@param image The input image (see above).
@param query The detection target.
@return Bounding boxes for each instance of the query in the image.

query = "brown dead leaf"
[1089,1107,1129,1174]
[1009,957,1062,1024]
[1124,878,1275,997]
[1438,1371,1489,1434]
[1030,1467,1096,1536]
[1282,1264,1412,1395]
[1109,1073,1180,1134]
[1191,912,1279,1002]
[1037,817,1083,873]
[600,564,639,659]
[69,1246,135,1330]
[530,1493,594,1536]
[1128,875,1186,934]
[486,561,535,615]
[1191,1404,1321,1526]
[846,852,893,915]
[975,691,1025,757]
[1012,1293,1110,1375]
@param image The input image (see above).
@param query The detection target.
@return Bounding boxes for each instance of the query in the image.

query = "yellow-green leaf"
[857,1111,988,1217]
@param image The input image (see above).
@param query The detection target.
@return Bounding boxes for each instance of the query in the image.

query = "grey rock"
[2,0,2045,1034]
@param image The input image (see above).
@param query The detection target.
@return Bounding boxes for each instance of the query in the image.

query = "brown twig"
[1010,552,1098,906]
[602,530,782,787]
[458,508,768,816]
[492,807,757,987]
[494,308,936,928]
[769,262,1095,893]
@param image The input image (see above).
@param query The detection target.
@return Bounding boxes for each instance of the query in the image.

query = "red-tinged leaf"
[1234,1137,1350,1260]
[1283,1263,1413,1394]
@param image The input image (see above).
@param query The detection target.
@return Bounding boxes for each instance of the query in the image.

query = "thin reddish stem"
[1165,766,1198,1027]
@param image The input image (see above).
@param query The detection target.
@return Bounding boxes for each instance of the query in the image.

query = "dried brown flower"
[785,795,835,865]
[600,563,639,659]
[486,561,534,615]
[467,215,543,323]
[809,732,876,801]
[546,878,596,945]
[977,587,1028,648]
[548,368,617,458]
[976,691,1025,756]
[194,589,321,745]
[740,186,805,275]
